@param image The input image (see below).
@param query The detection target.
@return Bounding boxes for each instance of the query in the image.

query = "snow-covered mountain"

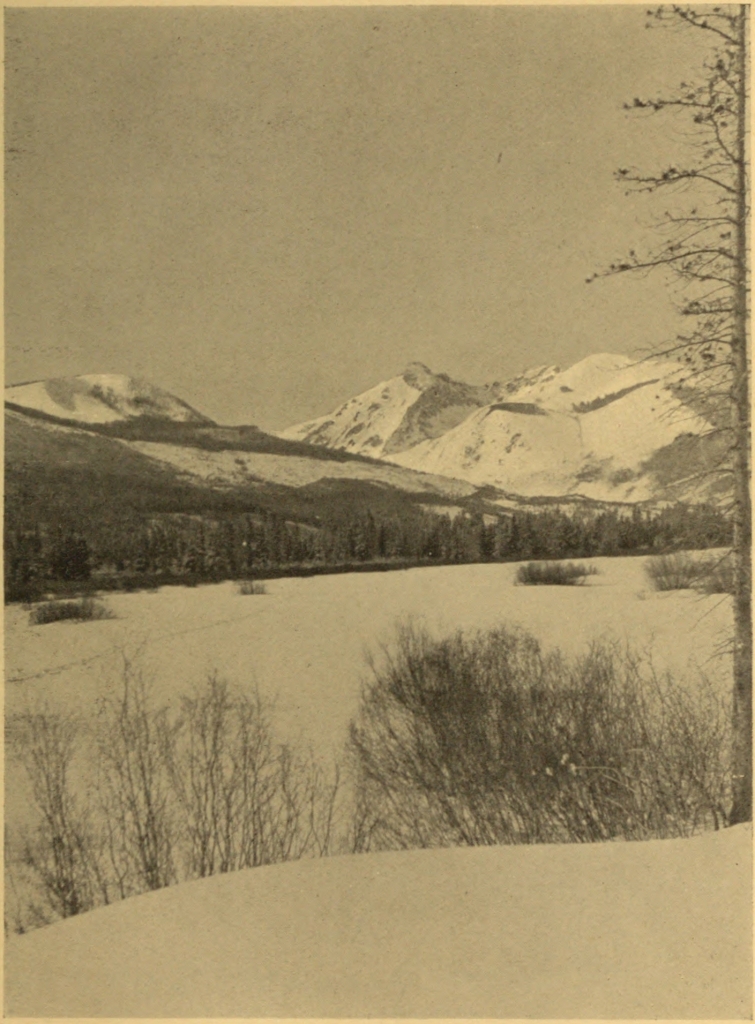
[9,356,722,506]
[281,354,721,504]
[5,374,213,425]
[279,361,555,458]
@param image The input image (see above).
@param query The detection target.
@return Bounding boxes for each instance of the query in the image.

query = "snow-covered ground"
[5,556,734,839]
[6,823,751,1017]
[5,557,747,1018]
[5,556,733,762]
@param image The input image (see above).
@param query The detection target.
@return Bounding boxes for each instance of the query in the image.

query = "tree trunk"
[729,3,752,826]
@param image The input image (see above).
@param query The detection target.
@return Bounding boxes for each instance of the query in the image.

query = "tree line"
[5,500,731,601]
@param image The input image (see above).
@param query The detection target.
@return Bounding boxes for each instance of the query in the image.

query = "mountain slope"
[394,358,713,502]
[5,374,213,425]
[120,438,475,497]
[4,404,478,542]
[282,354,721,504]
[279,362,555,458]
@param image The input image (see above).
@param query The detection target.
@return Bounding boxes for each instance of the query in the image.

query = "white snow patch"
[392,405,584,496]
[5,820,750,1018]
[121,439,476,496]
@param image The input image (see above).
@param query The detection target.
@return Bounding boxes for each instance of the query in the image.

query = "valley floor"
[6,555,734,757]
[5,556,747,1018]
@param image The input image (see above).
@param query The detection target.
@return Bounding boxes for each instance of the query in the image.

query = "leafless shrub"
[6,709,107,923]
[29,597,114,626]
[93,661,177,894]
[694,552,735,595]
[349,622,731,852]
[644,552,702,591]
[7,666,342,932]
[645,550,735,595]
[237,580,268,596]
[516,561,598,586]
[166,675,339,876]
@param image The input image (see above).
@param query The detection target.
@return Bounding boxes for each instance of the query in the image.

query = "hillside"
[6,823,750,1017]
[280,361,558,458]
[282,354,725,503]
[6,403,500,598]
[5,369,732,600]
[5,374,213,425]
[5,407,477,527]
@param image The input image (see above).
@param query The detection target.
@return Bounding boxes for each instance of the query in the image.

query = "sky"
[5,4,713,430]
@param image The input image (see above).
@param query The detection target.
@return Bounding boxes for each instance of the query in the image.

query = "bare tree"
[164,674,342,876]
[95,659,177,892]
[7,668,343,932]
[7,710,106,921]
[591,5,750,822]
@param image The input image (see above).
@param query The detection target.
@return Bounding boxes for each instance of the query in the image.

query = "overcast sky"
[5,5,711,429]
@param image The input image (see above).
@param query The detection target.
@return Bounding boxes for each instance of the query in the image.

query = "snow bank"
[6,824,751,1018]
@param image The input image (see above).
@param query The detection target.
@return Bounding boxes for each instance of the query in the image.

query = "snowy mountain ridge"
[5,374,212,425]
[6,354,722,505]
[279,361,556,459]
[281,353,719,504]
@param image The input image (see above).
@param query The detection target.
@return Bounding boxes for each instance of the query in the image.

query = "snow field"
[5,822,750,1017]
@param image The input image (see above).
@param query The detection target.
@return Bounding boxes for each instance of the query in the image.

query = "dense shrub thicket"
[349,624,731,852]
[5,500,731,601]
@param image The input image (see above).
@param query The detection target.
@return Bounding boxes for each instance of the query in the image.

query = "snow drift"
[5,824,751,1018]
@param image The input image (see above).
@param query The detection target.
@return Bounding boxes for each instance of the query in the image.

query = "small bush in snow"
[694,553,735,595]
[237,580,268,596]
[516,561,598,586]
[645,552,703,592]
[29,597,113,626]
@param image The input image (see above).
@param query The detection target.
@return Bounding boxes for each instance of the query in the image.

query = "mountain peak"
[5,374,213,425]
[401,362,438,390]
[281,349,717,504]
